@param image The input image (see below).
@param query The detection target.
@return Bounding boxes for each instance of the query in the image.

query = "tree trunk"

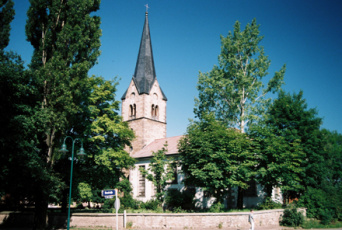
[33,189,49,230]
[237,186,244,209]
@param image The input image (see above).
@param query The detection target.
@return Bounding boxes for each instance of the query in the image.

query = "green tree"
[0,0,14,49]
[0,0,40,209]
[78,182,93,208]
[179,114,257,206]
[250,90,323,202]
[72,76,135,204]
[193,19,285,208]
[298,129,342,224]
[195,19,285,132]
[140,144,174,202]
[25,0,101,228]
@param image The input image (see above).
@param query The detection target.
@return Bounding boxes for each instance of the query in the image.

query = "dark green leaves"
[179,114,257,202]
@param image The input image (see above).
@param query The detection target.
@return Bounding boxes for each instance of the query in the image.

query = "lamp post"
[59,136,86,230]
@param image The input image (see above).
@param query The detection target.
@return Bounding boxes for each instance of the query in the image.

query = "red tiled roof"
[132,135,185,159]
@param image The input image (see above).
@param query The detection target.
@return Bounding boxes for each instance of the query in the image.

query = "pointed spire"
[133,12,156,95]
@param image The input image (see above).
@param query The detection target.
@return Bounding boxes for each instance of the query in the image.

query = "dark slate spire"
[133,12,156,95]
[122,12,167,101]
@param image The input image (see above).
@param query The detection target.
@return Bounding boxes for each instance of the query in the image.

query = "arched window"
[130,104,136,118]
[155,105,159,118]
[129,105,133,117]
[151,104,159,120]
[151,104,155,117]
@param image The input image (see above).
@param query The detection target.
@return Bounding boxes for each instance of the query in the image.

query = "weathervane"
[145,4,149,13]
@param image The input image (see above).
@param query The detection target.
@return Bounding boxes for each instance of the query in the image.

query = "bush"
[120,193,141,209]
[208,202,224,213]
[140,199,161,210]
[280,207,304,227]
[298,186,342,224]
[164,188,195,211]
[257,197,283,210]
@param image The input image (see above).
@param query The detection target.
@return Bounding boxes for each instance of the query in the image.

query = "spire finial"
[145,4,149,13]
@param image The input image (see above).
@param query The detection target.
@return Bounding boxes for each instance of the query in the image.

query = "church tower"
[121,12,167,155]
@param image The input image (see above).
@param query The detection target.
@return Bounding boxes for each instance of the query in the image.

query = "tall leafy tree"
[298,129,342,223]
[193,19,285,208]
[0,0,14,49]
[73,76,135,203]
[195,19,286,133]
[140,144,175,202]
[25,0,101,228]
[0,0,39,208]
[250,90,323,202]
[179,114,257,206]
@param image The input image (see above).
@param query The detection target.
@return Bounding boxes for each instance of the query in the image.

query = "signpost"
[101,189,116,196]
[101,189,119,230]
[114,191,120,230]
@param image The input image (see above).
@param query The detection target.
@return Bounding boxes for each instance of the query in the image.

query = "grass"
[302,219,342,229]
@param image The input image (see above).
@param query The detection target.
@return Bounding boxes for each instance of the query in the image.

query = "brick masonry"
[122,79,167,155]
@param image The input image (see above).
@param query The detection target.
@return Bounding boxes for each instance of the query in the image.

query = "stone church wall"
[0,209,306,229]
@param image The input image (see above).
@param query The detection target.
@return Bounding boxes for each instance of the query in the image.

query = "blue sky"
[6,0,342,137]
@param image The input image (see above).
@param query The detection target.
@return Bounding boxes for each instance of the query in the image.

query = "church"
[120,12,282,208]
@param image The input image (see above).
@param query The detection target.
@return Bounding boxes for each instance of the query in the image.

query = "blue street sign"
[101,189,116,197]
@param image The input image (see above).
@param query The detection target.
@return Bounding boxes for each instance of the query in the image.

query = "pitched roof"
[121,13,167,101]
[132,135,185,159]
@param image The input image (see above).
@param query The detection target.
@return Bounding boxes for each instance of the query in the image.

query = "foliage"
[72,76,135,203]
[299,186,342,224]
[0,0,14,49]
[139,144,174,202]
[179,114,257,204]
[78,182,93,204]
[0,0,42,209]
[256,198,283,210]
[164,188,195,211]
[249,90,323,200]
[194,18,285,132]
[193,18,285,209]
[115,178,138,209]
[280,207,304,227]
[140,199,161,211]
[208,202,224,213]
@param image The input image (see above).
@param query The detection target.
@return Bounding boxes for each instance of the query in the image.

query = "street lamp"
[59,136,86,230]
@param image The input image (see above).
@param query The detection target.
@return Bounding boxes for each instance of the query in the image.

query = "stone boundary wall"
[0,208,306,229]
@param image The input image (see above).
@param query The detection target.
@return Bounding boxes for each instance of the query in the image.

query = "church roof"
[133,12,156,95]
[133,135,185,159]
[121,12,167,101]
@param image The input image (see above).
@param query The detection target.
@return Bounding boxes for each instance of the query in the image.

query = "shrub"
[280,207,304,227]
[257,197,283,210]
[141,199,161,210]
[164,188,195,211]
[298,186,342,224]
[120,194,141,209]
[102,198,114,210]
[209,202,224,213]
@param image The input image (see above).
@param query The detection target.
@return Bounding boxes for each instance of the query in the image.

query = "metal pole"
[124,210,126,228]
[67,137,75,230]
[116,189,118,230]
